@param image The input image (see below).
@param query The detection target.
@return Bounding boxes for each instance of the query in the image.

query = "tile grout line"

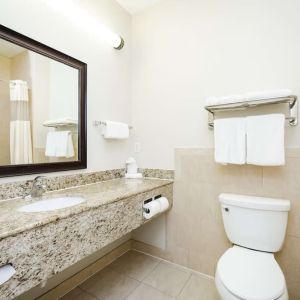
[77,286,102,300]
[141,259,162,282]
[175,273,192,299]
[110,250,162,283]
[141,281,177,299]
[122,274,142,300]
[140,258,192,299]
[132,248,215,281]
[123,281,143,300]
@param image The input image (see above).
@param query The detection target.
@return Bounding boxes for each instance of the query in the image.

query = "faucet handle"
[33,176,46,181]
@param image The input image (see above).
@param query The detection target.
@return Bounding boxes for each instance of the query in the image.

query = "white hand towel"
[246,89,292,101]
[45,131,75,158]
[102,121,129,139]
[214,118,246,165]
[246,114,285,166]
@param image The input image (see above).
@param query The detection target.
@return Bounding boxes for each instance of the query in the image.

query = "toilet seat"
[216,246,286,300]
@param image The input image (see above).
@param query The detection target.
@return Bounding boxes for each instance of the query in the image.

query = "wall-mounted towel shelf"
[93,120,133,129]
[205,95,298,129]
[43,119,78,128]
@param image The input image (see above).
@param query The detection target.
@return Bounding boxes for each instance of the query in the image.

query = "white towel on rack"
[246,114,285,166]
[43,118,78,127]
[246,89,292,101]
[45,131,75,158]
[214,118,246,165]
[205,89,292,107]
[205,95,245,106]
[102,121,129,139]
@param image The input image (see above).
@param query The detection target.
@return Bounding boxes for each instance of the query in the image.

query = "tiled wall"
[133,148,300,300]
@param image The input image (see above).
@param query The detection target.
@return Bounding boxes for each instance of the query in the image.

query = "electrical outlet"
[134,142,141,153]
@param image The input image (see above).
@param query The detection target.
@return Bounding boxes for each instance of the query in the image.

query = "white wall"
[0,0,132,183]
[48,60,78,121]
[131,0,300,169]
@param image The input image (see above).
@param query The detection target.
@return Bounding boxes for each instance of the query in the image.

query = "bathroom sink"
[18,196,85,213]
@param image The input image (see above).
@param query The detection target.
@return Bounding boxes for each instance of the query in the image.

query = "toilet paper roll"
[0,264,16,285]
[143,201,161,219]
[157,197,170,212]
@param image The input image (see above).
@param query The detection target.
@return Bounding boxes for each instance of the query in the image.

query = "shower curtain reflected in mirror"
[9,80,33,164]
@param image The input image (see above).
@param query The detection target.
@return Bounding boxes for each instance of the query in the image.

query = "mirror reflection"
[0,39,79,165]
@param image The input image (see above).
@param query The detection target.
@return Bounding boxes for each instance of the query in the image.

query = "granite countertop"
[0,178,173,240]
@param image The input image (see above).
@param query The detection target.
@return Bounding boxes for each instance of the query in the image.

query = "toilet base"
[215,271,289,300]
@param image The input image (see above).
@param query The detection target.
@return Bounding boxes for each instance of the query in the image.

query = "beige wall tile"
[283,188,300,238]
[140,148,300,298]
[132,240,189,268]
[276,235,300,300]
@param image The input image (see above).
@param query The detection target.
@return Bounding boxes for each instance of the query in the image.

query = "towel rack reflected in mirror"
[93,120,133,129]
[205,95,298,130]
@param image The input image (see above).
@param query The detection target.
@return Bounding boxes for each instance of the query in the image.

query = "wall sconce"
[42,0,125,50]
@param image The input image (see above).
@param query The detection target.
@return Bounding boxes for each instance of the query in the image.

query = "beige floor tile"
[126,283,175,300]
[110,250,160,281]
[143,261,191,297]
[80,266,139,300]
[177,274,220,300]
[60,287,98,300]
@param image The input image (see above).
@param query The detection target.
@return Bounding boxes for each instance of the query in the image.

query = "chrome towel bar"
[205,95,298,129]
[93,120,133,129]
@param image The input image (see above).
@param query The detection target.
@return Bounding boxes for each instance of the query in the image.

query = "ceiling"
[115,0,161,15]
[0,39,25,58]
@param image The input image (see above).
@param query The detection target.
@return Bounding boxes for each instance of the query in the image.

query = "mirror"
[0,25,87,177]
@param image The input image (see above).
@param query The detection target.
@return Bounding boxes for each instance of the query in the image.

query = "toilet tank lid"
[219,193,290,211]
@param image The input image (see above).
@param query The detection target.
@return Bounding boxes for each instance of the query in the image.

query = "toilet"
[216,193,290,300]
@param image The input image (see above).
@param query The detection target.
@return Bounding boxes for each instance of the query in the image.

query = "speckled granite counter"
[0,178,173,299]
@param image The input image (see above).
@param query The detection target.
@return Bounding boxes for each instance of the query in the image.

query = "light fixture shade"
[42,0,124,50]
[114,37,125,50]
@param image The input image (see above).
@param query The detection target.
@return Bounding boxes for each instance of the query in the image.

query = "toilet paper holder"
[143,195,169,220]
[143,207,150,213]
[143,194,162,212]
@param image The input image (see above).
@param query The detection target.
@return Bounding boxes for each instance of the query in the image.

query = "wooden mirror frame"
[0,24,87,177]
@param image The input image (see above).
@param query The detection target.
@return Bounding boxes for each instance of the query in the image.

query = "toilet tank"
[219,193,290,252]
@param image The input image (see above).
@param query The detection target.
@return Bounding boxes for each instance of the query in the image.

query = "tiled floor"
[61,250,220,300]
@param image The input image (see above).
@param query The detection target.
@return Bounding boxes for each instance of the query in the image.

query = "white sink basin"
[18,196,85,213]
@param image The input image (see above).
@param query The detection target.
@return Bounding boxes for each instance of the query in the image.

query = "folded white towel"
[246,114,285,166]
[246,89,292,101]
[214,118,246,165]
[205,89,292,107]
[43,118,78,127]
[45,131,75,158]
[205,95,245,107]
[102,120,129,139]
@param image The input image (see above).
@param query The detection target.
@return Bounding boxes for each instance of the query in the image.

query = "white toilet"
[216,193,290,300]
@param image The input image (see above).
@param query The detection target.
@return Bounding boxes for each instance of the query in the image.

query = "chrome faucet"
[28,176,47,198]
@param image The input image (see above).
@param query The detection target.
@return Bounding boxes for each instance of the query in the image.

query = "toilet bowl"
[215,246,288,300]
[216,193,290,300]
